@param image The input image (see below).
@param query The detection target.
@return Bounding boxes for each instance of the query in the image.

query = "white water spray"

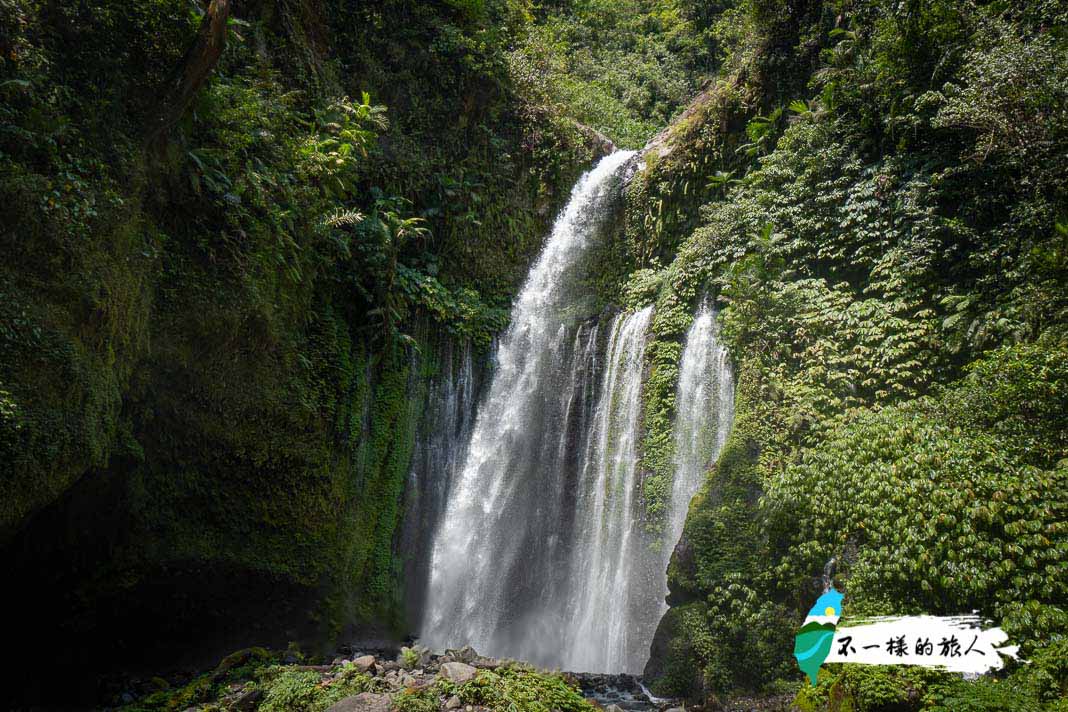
[420,154,735,674]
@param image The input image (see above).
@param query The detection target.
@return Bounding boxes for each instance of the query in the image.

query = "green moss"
[0,204,155,541]
[346,354,426,628]
[215,647,274,676]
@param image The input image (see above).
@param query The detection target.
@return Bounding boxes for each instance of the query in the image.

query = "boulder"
[572,120,616,160]
[445,695,462,710]
[444,645,479,664]
[407,674,435,691]
[353,655,376,673]
[439,661,477,684]
[229,688,262,712]
[325,692,392,712]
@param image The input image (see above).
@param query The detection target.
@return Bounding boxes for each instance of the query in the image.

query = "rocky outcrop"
[573,120,617,160]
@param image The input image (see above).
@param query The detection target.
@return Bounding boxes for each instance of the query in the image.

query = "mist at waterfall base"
[413,152,735,674]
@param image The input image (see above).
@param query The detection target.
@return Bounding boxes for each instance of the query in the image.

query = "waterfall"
[400,336,480,622]
[656,303,735,616]
[667,303,735,544]
[419,152,734,674]
[421,150,639,668]
[561,305,654,672]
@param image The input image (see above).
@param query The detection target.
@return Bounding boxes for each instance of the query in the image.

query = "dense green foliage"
[623,0,1068,707]
[437,666,594,712]
[511,0,717,147]
[0,0,600,683]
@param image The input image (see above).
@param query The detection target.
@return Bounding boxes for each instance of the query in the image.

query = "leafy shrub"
[939,338,1068,469]
[440,664,595,712]
[258,670,325,712]
[926,677,1040,712]
[400,646,422,670]
[765,382,1067,629]
[392,688,440,712]
[257,666,377,712]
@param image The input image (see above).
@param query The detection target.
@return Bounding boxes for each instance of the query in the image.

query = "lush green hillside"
[620,0,1068,708]
[511,0,718,148]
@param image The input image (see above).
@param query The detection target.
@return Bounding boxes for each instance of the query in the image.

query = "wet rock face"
[573,672,662,711]
[582,123,617,160]
[573,672,645,694]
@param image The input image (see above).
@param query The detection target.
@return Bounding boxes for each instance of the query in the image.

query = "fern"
[320,208,364,229]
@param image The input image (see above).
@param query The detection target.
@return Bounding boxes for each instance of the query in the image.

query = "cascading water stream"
[400,336,480,621]
[654,302,735,615]
[422,150,637,668]
[420,152,735,674]
[667,302,735,544]
[562,305,654,672]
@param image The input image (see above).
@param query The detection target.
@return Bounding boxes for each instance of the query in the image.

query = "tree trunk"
[145,0,232,148]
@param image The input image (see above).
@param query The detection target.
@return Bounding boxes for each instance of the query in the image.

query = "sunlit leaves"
[762,348,1068,645]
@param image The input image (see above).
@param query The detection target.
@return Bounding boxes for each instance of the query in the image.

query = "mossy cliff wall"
[0,0,601,700]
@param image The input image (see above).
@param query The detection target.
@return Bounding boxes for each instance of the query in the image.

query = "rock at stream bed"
[353,655,376,673]
[438,661,477,684]
[219,686,262,712]
[442,645,479,664]
[325,692,392,712]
